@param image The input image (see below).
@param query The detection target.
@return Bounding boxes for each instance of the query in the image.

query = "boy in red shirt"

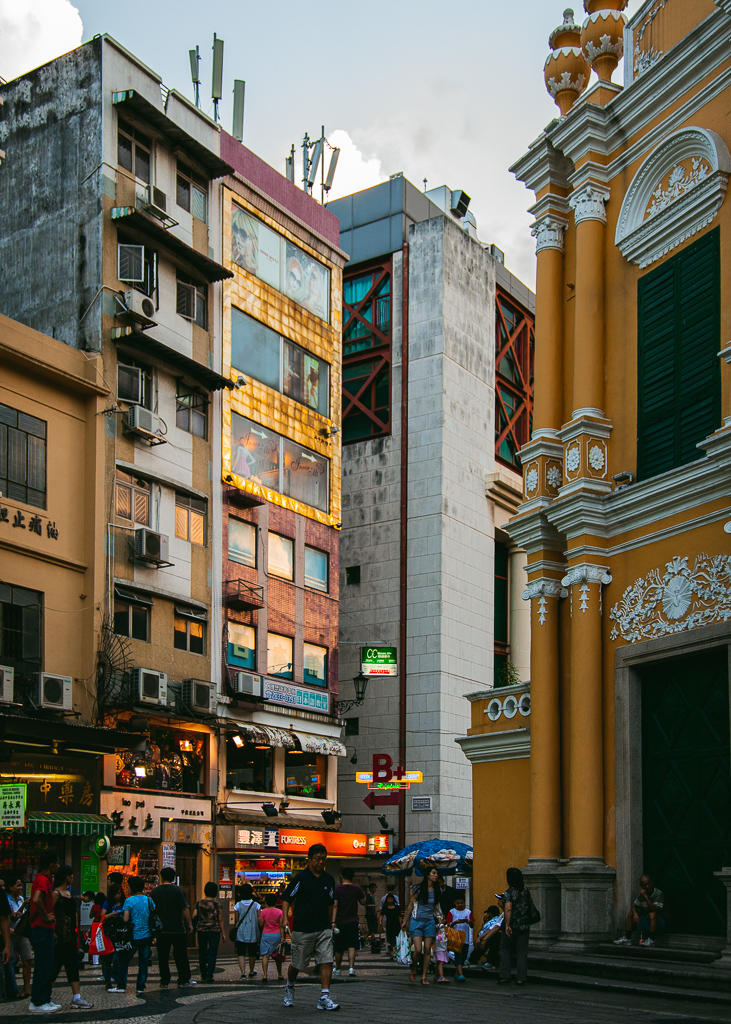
[446,895,474,982]
[29,848,60,1013]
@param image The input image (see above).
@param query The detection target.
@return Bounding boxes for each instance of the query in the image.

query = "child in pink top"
[258,894,284,981]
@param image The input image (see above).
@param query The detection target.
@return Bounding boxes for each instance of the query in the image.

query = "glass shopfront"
[226,736,274,793]
[284,751,326,799]
[116,727,207,794]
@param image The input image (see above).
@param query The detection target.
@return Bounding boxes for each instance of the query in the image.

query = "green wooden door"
[641,647,731,936]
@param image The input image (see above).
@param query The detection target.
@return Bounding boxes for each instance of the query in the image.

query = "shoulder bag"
[228,899,255,943]
[147,896,164,936]
[527,890,541,926]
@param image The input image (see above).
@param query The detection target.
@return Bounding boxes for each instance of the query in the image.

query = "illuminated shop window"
[285,750,326,799]
[226,735,273,792]
[116,728,206,794]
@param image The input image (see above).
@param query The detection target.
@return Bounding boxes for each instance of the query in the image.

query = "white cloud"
[325,129,388,201]
[0,0,83,83]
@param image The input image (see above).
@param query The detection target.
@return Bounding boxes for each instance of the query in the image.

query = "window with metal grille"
[115,470,150,526]
[495,288,534,470]
[175,493,206,546]
[117,117,151,184]
[176,384,207,438]
[176,163,208,223]
[342,260,392,444]
[0,403,46,509]
[0,582,41,685]
[176,272,208,329]
[637,228,721,480]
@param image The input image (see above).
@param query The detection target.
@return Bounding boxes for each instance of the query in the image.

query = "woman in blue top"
[400,867,440,986]
[111,876,155,995]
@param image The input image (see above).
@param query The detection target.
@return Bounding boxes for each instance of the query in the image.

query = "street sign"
[361,647,398,675]
[411,796,432,811]
[362,790,402,809]
[356,771,423,783]
[0,784,26,829]
[455,877,470,890]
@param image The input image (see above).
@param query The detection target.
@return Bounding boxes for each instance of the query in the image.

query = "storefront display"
[284,750,326,799]
[226,737,274,792]
[115,727,206,794]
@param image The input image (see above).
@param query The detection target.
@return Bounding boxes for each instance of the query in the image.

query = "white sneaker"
[283,985,295,1007]
[640,937,654,947]
[348,968,356,976]
[107,987,125,993]
[332,968,341,977]
[317,994,340,1011]
[72,997,94,1009]
[49,1004,62,1010]
[28,1004,59,1014]
[613,937,631,945]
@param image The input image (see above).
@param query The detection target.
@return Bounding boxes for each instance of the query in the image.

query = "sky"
[0,0,648,289]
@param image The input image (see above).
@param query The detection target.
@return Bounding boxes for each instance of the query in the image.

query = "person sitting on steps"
[614,874,666,947]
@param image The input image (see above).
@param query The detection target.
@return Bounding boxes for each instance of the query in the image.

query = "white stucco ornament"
[610,554,731,642]
[526,468,539,493]
[531,216,567,254]
[588,445,606,471]
[566,446,581,472]
[616,128,731,267]
[547,465,563,489]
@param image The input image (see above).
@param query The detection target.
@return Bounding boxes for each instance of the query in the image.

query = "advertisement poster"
[231,205,281,290]
[162,844,176,871]
[284,242,329,322]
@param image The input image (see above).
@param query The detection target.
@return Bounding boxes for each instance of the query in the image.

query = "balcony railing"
[225,578,265,611]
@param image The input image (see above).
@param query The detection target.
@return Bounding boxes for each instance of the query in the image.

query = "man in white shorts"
[280,844,339,1011]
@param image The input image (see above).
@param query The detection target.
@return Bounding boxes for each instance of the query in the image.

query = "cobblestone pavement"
[2,952,727,1023]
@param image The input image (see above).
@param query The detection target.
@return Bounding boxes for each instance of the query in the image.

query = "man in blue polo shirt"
[280,844,338,1011]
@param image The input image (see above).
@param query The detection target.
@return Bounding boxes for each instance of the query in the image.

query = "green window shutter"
[637,228,720,479]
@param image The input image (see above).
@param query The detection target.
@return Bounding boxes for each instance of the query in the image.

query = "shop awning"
[26,813,115,838]
[293,733,347,758]
[234,724,346,757]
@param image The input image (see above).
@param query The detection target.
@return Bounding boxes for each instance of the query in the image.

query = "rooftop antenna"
[307,130,324,192]
[323,146,340,200]
[232,80,245,141]
[189,46,201,108]
[285,145,295,183]
[423,178,428,192]
[211,33,224,123]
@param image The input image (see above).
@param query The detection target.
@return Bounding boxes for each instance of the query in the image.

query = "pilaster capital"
[522,578,568,601]
[531,214,568,254]
[561,563,612,588]
[569,183,611,225]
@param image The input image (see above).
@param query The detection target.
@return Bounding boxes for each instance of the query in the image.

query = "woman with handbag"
[498,867,538,985]
[111,874,159,995]
[232,884,261,981]
[51,865,94,1009]
[400,867,440,985]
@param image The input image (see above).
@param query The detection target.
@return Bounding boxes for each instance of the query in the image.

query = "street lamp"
[335,671,369,716]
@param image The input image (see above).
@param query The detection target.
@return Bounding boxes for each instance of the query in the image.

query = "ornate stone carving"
[588,445,605,471]
[532,216,567,254]
[547,464,563,490]
[634,41,663,77]
[609,554,731,642]
[583,29,623,63]
[646,158,712,218]
[522,578,568,626]
[566,446,581,472]
[562,564,612,587]
[526,467,539,494]
[616,128,731,268]
[569,184,610,225]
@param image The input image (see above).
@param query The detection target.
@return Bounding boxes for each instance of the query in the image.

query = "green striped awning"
[26,813,115,838]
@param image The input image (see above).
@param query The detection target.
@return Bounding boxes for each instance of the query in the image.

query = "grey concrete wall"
[338,218,497,845]
[0,39,103,350]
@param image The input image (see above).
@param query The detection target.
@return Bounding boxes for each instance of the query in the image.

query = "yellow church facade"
[464,0,731,955]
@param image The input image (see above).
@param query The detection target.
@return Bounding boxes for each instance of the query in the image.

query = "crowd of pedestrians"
[0,844,541,1015]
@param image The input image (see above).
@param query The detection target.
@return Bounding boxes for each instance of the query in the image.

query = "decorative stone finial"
[545,9,591,116]
[581,7,628,83]
[584,0,627,12]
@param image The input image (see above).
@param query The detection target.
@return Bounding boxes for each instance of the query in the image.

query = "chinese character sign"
[0,785,26,829]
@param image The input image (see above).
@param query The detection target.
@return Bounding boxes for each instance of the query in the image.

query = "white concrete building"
[328,177,535,859]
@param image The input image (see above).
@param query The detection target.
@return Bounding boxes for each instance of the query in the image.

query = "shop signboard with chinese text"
[236,827,369,856]
[161,821,212,845]
[2,754,98,813]
[367,834,392,855]
[361,647,397,675]
[0,784,26,828]
[262,678,330,713]
[100,792,212,839]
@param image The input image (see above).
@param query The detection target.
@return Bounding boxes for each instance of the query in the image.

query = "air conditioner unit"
[145,184,167,218]
[34,673,73,711]
[0,666,14,703]
[126,405,163,439]
[121,289,157,329]
[233,672,262,697]
[129,667,168,706]
[182,679,215,714]
[133,527,169,566]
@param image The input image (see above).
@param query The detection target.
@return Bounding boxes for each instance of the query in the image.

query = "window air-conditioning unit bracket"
[182,679,216,716]
[124,405,167,446]
[34,673,73,712]
[128,667,168,707]
[130,527,173,568]
[232,671,262,698]
[137,186,179,229]
[118,289,157,330]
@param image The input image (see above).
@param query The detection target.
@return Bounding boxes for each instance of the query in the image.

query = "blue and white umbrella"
[381,839,473,877]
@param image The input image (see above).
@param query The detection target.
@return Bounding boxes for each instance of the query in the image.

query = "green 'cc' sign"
[361,647,398,676]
